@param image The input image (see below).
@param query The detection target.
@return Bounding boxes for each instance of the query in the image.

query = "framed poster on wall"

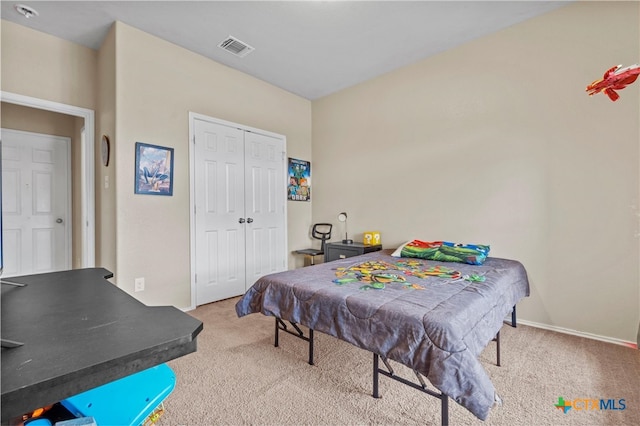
[288,158,310,201]
[135,142,174,196]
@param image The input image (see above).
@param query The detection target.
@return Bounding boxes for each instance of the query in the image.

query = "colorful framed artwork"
[288,158,310,202]
[134,142,174,196]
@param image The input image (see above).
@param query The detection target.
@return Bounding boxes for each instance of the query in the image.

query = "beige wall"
[312,1,640,343]
[112,22,312,307]
[0,20,97,110]
[1,103,84,268]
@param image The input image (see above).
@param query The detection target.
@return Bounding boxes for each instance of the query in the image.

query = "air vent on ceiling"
[218,36,255,58]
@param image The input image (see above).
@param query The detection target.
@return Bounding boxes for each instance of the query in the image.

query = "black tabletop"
[1,268,203,422]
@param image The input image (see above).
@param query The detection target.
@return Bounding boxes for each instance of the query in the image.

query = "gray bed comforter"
[235,250,529,420]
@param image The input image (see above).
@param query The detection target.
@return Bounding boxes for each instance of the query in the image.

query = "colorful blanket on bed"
[394,239,490,265]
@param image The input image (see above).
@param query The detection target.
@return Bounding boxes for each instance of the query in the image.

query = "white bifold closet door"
[193,117,286,305]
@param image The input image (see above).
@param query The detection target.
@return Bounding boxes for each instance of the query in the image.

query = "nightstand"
[324,242,382,262]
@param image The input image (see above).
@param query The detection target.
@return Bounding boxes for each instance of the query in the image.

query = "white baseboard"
[515,319,638,349]
[181,304,196,312]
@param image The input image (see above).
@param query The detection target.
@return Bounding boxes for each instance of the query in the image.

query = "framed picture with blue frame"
[134,142,174,196]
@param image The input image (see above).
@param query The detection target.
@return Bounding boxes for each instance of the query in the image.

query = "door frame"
[188,111,288,310]
[1,91,95,268]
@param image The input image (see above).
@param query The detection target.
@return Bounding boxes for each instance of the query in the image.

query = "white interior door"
[244,131,286,284]
[1,129,71,277]
[194,119,246,304]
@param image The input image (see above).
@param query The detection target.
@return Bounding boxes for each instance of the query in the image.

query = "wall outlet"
[134,277,145,292]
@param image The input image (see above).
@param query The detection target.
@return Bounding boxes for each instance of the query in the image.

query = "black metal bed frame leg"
[511,305,517,327]
[495,331,501,367]
[274,317,280,347]
[442,395,449,426]
[373,353,448,426]
[308,329,314,365]
[373,353,380,398]
[273,317,315,365]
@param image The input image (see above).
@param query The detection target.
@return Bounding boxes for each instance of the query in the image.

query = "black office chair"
[294,223,332,266]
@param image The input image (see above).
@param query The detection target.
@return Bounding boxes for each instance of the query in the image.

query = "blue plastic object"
[61,364,175,426]
[25,419,53,426]
[55,417,97,426]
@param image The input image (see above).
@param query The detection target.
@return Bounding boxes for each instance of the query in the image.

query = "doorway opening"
[1,91,95,269]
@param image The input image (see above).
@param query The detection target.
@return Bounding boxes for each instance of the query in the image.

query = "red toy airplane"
[586,64,640,101]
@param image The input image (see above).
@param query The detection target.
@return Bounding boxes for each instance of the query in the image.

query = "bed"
[235,249,529,423]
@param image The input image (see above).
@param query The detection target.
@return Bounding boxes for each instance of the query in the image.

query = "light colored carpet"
[162,297,639,425]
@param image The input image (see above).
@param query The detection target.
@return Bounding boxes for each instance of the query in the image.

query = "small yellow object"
[363,231,381,246]
[143,402,166,425]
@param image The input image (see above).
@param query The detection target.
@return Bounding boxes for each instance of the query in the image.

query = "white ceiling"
[0,1,569,100]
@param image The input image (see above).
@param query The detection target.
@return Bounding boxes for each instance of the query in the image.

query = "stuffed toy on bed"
[392,239,490,265]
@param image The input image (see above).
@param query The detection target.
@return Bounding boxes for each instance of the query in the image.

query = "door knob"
[246,218,253,223]
[56,218,63,224]
[239,218,246,223]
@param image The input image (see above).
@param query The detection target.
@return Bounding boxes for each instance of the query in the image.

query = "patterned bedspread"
[235,249,529,420]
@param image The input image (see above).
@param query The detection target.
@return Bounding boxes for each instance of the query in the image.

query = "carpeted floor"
[162,297,639,425]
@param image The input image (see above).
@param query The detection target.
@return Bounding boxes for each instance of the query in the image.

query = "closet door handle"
[238,218,246,224]
[246,218,253,223]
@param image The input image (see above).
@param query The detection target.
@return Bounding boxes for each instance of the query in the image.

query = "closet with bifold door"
[191,114,287,306]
